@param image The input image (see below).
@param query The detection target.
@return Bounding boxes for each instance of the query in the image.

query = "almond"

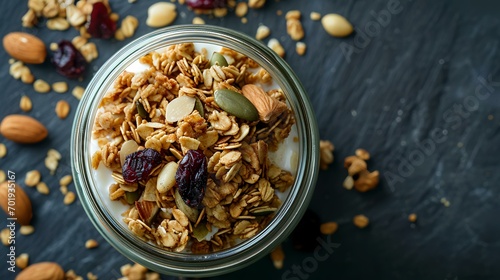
[0,181,33,225]
[0,115,48,144]
[3,32,46,64]
[15,262,65,280]
[241,84,288,123]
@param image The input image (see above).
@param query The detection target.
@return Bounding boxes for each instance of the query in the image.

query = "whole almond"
[0,182,33,225]
[15,262,65,280]
[0,115,48,144]
[3,32,47,64]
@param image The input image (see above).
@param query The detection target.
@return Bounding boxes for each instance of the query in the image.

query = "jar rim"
[71,25,319,277]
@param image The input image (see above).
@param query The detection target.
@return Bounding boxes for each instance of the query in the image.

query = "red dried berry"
[186,0,227,9]
[51,40,87,79]
[122,148,163,183]
[175,150,208,208]
[87,2,116,39]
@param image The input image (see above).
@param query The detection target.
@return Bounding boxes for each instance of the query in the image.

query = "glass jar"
[71,25,319,277]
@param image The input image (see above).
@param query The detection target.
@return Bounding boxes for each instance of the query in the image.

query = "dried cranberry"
[175,150,208,208]
[186,0,227,9]
[122,148,162,183]
[51,40,87,79]
[87,2,116,39]
[291,209,322,252]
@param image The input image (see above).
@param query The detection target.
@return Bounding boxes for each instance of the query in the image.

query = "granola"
[92,43,297,253]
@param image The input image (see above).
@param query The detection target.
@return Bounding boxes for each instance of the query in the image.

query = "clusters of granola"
[91,43,296,253]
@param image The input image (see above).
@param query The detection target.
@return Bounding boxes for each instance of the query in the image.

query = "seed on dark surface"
[51,40,87,79]
[291,209,322,252]
[175,150,208,208]
[122,148,162,183]
[87,2,116,39]
[186,0,227,9]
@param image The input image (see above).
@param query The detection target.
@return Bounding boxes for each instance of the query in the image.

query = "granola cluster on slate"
[91,43,296,253]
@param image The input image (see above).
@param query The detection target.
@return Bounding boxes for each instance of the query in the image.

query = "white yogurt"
[90,43,299,235]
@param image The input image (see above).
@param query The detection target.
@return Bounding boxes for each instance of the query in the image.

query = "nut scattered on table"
[235,2,248,17]
[408,213,417,223]
[52,81,68,93]
[16,253,29,269]
[20,225,35,235]
[19,95,33,112]
[45,148,61,175]
[25,170,41,187]
[296,42,307,56]
[353,214,369,228]
[72,86,85,100]
[0,182,33,225]
[55,100,71,119]
[267,38,285,57]
[34,79,51,93]
[0,115,48,145]
[59,174,73,186]
[248,0,266,9]
[319,140,334,170]
[192,17,205,24]
[320,221,338,235]
[85,238,99,249]
[116,15,139,41]
[120,263,160,280]
[2,32,47,64]
[64,191,76,205]
[15,262,65,280]
[0,143,6,158]
[270,244,285,269]
[256,24,271,40]
[321,13,354,37]
[310,11,321,21]
[36,182,50,195]
[146,2,177,27]
[1,228,11,246]
[286,10,304,41]
[0,170,5,183]
[343,149,379,192]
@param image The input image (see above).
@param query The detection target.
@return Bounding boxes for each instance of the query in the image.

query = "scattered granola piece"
[20,95,33,112]
[55,100,71,119]
[270,244,284,269]
[25,170,41,187]
[1,228,11,246]
[310,11,321,21]
[235,2,248,17]
[267,38,285,57]
[60,185,68,195]
[72,86,85,100]
[45,149,61,175]
[192,16,205,24]
[408,213,417,223]
[59,174,73,186]
[343,150,379,192]
[36,182,50,195]
[52,81,68,93]
[355,148,370,160]
[295,42,306,56]
[320,221,338,235]
[286,13,304,41]
[16,253,29,269]
[342,175,354,190]
[87,272,98,280]
[276,10,282,16]
[19,225,35,235]
[321,13,354,37]
[64,191,76,205]
[33,79,51,93]
[241,17,248,24]
[116,15,139,40]
[85,239,99,249]
[248,0,266,9]
[255,25,270,40]
[353,214,369,229]
[80,42,98,62]
[47,17,70,30]
[319,140,334,170]
[146,2,177,27]
[0,170,5,183]
[0,143,6,158]
[440,197,451,207]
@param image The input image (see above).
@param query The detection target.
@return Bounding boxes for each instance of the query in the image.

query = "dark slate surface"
[1,1,500,279]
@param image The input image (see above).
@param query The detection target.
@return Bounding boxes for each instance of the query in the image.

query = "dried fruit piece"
[214,89,259,121]
[87,2,116,38]
[166,95,196,123]
[175,150,207,208]
[51,40,87,79]
[122,148,162,183]
[186,0,227,9]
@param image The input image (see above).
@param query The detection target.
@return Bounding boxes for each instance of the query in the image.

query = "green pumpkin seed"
[125,190,141,205]
[136,100,148,119]
[194,97,204,118]
[214,89,259,121]
[174,189,199,223]
[210,52,228,67]
[193,222,209,242]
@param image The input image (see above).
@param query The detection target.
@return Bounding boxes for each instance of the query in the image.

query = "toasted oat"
[20,68,35,84]
[25,170,41,187]
[267,38,285,57]
[320,222,338,235]
[353,214,369,228]
[64,191,76,205]
[59,174,73,186]
[22,9,37,27]
[16,253,29,269]
[19,225,35,235]
[355,148,370,160]
[85,239,99,249]
[9,61,24,79]
[0,170,5,183]
[55,100,71,119]
[319,140,334,170]
[1,228,11,246]
[47,17,70,30]
[285,10,301,20]
[295,42,306,56]
[19,95,33,112]
[117,15,139,40]
[235,2,248,17]
[80,42,98,62]
[310,11,321,21]
[0,143,6,158]
[286,17,304,41]
[192,17,205,24]
[270,244,284,269]
[33,79,51,93]
[45,149,61,175]
[408,213,417,223]
[60,185,68,195]
[53,82,68,93]
[49,42,59,51]
[72,86,85,100]
[255,25,270,40]
[36,182,50,195]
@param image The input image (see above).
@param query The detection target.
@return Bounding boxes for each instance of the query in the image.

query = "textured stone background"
[1,1,500,279]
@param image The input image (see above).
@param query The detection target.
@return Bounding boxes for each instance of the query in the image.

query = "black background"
[1,1,500,279]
